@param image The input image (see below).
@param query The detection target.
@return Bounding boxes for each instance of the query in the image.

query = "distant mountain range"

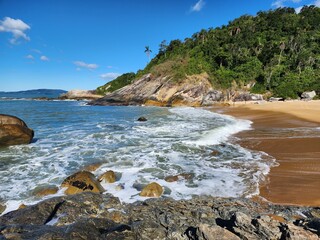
[0,89,67,99]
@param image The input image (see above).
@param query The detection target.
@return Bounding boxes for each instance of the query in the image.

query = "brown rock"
[98,170,116,183]
[19,204,27,209]
[0,114,34,146]
[211,150,220,156]
[199,224,240,240]
[33,185,59,197]
[61,171,104,195]
[165,173,193,182]
[83,163,103,172]
[0,203,6,214]
[140,182,163,197]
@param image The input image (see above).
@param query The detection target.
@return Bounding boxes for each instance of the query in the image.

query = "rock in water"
[32,185,59,197]
[0,114,34,147]
[61,171,105,195]
[140,182,163,197]
[98,170,116,183]
[137,116,147,122]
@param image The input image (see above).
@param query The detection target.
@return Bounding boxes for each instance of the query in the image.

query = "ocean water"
[0,100,275,214]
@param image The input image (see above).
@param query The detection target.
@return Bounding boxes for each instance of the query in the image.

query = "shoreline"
[216,100,320,206]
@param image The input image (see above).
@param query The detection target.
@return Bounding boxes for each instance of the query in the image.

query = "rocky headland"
[90,74,263,107]
[59,89,102,101]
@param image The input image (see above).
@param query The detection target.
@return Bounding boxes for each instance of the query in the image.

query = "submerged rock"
[140,182,163,197]
[0,114,34,147]
[1,192,319,239]
[61,171,104,195]
[98,170,116,183]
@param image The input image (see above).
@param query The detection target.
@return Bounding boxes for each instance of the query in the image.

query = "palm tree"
[145,46,152,62]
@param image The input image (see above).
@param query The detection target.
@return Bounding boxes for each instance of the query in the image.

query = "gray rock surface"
[301,90,316,100]
[0,192,319,239]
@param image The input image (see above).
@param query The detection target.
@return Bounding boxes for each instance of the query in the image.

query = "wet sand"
[216,101,320,206]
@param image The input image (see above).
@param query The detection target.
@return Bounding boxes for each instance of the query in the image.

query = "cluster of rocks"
[0,114,34,147]
[1,191,319,239]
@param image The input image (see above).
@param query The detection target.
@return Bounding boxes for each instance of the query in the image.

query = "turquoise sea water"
[0,100,274,214]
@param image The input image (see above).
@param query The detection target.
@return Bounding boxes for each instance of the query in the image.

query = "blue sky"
[1,0,319,91]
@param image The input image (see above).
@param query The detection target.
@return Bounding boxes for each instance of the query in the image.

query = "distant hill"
[97,6,320,100]
[0,89,67,99]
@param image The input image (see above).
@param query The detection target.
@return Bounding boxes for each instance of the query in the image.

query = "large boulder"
[0,114,34,147]
[140,182,163,197]
[301,90,316,100]
[61,171,105,195]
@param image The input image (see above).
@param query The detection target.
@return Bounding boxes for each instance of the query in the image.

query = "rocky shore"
[1,192,319,239]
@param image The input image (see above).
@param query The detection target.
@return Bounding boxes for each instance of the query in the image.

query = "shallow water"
[0,100,275,213]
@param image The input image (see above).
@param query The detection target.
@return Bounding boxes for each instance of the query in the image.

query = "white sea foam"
[0,103,275,215]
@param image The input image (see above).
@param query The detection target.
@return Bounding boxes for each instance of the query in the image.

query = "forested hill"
[98,6,320,99]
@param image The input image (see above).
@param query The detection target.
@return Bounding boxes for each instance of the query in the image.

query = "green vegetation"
[98,6,320,99]
[96,72,136,95]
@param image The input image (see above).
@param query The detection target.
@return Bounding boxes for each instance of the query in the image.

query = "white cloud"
[25,54,34,59]
[191,0,205,12]
[40,55,49,61]
[31,49,42,54]
[314,0,320,6]
[0,17,30,44]
[100,72,121,80]
[74,61,98,70]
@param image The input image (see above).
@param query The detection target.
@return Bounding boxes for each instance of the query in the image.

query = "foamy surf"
[0,101,275,215]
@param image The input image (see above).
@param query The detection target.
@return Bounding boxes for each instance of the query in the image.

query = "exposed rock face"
[140,182,163,197]
[91,73,213,107]
[0,114,34,147]
[59,89,102,100]
[202,90,224,105]
[1,192,319,239]
[61,171,105,195]
[301,90,316,100]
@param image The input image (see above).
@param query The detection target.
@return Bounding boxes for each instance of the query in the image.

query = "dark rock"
[0,114,34,147]
[137,116,147,122]
[1,192,319,239]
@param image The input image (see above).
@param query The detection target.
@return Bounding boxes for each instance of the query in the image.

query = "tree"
[145,46,152,62]
[159,40,168,58]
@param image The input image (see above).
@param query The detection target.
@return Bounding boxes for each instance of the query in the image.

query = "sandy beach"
[217,100,320,206]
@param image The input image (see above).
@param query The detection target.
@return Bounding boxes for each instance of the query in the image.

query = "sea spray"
[0,100,275,214]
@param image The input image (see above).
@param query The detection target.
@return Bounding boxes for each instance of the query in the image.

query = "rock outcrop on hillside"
[0,114,34,147]
[0,192,319,239]
[90,74,264,107]
[91,74,213,107]
[59,90,102,100]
